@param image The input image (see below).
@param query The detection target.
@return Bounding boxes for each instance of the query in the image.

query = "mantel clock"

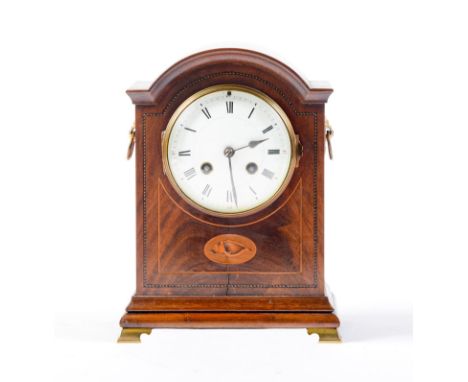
[119,49,341,343]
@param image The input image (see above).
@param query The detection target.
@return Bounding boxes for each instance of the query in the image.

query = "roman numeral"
[202,184,212,197]
[249,186,257,195]
[201,107,211,119]
[226,101,233,114]
[248,107,255,119]
[262,125,273,134]
[268,149,280,155]
[261,168,274,179]
[184,127,197,133]
[178,150,191,156]
[184,167,196,180]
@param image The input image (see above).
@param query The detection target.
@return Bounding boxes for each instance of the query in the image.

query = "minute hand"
[228,157,238,207]
[234,138,269,152]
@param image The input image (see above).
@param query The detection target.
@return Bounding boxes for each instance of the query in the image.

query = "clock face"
[163,85,296,216]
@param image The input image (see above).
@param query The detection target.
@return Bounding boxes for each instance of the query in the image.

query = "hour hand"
[235,138,269,152]
[248,138,269,148]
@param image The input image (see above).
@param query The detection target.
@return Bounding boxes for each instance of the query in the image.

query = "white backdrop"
[1,1,467,381]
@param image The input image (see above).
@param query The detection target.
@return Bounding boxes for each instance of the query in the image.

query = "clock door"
[136,105,324,297]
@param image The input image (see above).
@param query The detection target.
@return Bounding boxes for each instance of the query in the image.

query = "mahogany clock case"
[120,48,340,338]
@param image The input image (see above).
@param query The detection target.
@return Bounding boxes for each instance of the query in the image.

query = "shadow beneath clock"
[340,308,413,342]
[53,308,412,344]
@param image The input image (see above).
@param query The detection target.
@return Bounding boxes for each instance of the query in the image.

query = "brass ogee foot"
[307,328,341,342]
[117,328,152,343]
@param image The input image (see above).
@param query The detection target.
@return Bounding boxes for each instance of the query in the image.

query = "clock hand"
[234,138,269,152]
[228,156,238,207]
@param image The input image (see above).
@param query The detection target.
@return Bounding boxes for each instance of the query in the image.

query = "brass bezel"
[161,84,298,218]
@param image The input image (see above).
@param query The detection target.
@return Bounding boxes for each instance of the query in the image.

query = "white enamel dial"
[164,86,295,216]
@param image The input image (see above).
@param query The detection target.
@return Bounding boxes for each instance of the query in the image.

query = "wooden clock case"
[119,48,340,342]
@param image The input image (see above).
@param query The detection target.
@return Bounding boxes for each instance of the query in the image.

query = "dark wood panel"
[155,179,302,273]
[121,312,340,329]
[127,296,335,312]
[138,107,322,296]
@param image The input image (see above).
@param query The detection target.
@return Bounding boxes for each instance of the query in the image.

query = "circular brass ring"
[161,84,298,218]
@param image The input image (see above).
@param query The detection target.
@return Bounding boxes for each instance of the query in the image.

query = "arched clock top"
[126,48,333,107]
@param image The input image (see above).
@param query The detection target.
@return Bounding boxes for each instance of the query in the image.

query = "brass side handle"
[325,119,334,160]
[127,123,136,160]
